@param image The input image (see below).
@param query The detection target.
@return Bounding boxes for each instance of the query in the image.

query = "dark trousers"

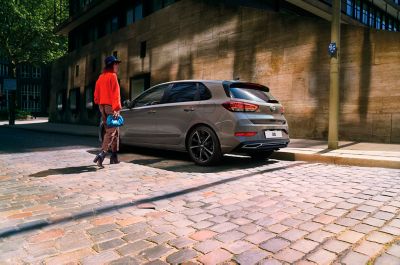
[99,104,119,152]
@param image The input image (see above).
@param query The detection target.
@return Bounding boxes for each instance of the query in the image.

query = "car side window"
[134,84,168,107]
[165,83,197,103]
[198,83,212,100]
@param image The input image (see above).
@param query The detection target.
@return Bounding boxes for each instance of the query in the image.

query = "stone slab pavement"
[0,144,400,264]
[2,118,400,169]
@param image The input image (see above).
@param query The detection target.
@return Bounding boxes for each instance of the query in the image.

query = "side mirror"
[123,100,135,109]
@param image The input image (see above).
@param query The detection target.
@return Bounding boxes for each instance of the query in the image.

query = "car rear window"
[229,86,279,103]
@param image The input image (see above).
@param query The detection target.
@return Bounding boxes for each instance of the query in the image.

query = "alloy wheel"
[189,129,215,163]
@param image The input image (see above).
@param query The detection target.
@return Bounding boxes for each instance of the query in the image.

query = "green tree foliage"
[0,0,67,76]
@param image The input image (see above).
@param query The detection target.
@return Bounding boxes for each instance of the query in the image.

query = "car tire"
[187,125,222,166]
[248,150,274,161]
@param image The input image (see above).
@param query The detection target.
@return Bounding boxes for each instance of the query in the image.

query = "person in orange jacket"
[93,55,122,167]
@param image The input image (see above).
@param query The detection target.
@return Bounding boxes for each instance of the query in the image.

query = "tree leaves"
[0,0,67,68]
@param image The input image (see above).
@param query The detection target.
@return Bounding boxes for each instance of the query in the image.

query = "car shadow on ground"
[87,146,279,173]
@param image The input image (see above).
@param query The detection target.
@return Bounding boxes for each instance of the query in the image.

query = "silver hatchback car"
[116,80,289,166]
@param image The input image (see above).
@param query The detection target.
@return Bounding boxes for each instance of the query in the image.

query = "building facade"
[51,0,400,143]
[0,58,50,117]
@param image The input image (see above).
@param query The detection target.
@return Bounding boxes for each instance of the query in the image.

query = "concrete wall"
[50,0,400,143]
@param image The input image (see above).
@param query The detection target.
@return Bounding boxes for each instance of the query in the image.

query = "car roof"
[156,79,267,87]
[156,80,224,85]
[154,80,269,92]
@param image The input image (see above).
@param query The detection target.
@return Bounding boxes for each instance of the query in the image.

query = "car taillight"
[280,105,285,114]
[222,101,259,112]
[235,132,257,137]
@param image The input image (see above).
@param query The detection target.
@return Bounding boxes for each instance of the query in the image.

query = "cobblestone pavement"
[0,134,400,264]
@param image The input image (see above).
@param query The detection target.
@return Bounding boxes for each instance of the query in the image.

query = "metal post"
[328,0,341,149]
[9,91,15,125]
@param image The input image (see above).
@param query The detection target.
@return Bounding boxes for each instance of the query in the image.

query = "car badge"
[269,106,276,112]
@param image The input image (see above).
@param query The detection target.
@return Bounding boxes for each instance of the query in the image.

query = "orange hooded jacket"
[94,70,122,111]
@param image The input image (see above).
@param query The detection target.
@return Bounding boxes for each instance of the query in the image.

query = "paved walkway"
[0,127,399,264]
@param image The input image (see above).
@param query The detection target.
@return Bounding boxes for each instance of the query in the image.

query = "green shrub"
[0,109,32,120]
[16,109,31,119]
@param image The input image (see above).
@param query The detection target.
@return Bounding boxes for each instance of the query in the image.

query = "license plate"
[265,130,282,138]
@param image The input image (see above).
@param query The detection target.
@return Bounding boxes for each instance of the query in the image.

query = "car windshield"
[229,86,279,103]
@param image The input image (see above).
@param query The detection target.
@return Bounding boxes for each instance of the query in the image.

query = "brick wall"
[50,0,400,143]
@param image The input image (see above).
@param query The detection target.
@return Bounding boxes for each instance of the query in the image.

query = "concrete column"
[328,0,341,149]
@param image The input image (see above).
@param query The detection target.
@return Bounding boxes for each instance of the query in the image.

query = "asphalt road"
[0,126,98,153]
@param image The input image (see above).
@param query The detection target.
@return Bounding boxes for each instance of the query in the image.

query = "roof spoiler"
[222,81,270,92]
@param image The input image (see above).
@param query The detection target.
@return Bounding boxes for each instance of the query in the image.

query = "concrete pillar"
[328,0,341,149]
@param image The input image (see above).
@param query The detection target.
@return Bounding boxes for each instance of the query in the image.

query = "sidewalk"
[1,118,399,169]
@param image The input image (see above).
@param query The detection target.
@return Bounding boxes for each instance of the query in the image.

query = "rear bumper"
[235,139,290,153]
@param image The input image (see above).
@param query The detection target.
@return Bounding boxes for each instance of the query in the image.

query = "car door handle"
[148,110,156,114]
[184,107,195,112]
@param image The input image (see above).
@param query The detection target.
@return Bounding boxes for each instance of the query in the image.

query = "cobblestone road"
[0,129,399,265]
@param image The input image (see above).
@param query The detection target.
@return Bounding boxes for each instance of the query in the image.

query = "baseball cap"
[105,55,121,66]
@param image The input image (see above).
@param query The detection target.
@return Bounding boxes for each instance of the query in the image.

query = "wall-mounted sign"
[328,42,337,57]
[3,79,16,91]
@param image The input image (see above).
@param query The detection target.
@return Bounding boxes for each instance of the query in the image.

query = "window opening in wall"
[21,65,30,78]
[105,19,111,34]
[0,83,4,110]
[135,2,143,21]
[0,64,8,77]
[94,26,98,40]
[346,0,353,17]
[69,88,80,111]
[140,41,147,58]
[376,11,381,29]
[75,65,79,77]
[382,14,386,29]
[89,26,98,42]
[21,84,41,112]
[369,11,375,27]
[85,86,94,109]
[111,16,118,32]
[127,8,134,25]
[130,73,150,100]
[57,91,65,111]
[355,0,361,20]
[92,58,97,73]
[362,3,368,25]
[32,66,41,79]
[388,18,393,31]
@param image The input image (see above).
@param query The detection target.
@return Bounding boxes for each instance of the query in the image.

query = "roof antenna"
[234,76,240,81]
